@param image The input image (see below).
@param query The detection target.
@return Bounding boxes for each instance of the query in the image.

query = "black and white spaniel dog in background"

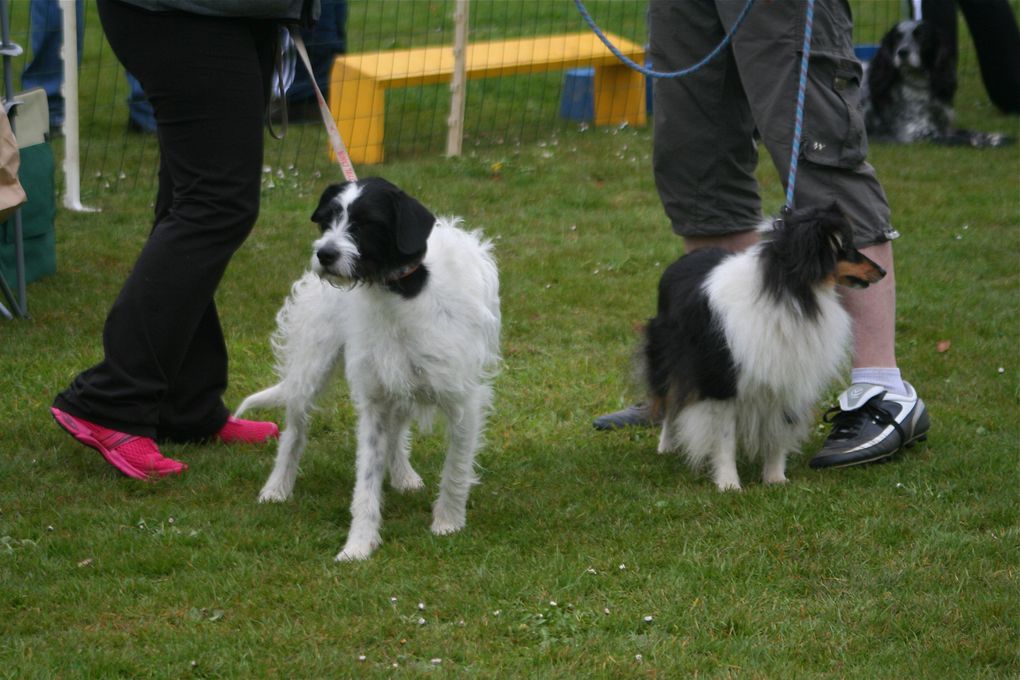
[863,19,1012,147]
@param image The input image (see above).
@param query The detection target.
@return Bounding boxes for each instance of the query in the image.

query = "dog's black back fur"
[645,247,738,413]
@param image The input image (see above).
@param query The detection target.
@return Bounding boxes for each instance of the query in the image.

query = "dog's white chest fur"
[343,223,500,405]
[888,75,944,142]
[705,249,852,401]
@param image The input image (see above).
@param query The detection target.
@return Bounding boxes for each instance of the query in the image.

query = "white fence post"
[61,0,96,212]
[446,0,469,158]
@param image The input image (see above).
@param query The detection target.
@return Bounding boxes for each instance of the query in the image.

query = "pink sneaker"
[216,415,280,445]
[50,407,187,480]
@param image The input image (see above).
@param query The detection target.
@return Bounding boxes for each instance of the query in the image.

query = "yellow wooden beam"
[328,32,646,164]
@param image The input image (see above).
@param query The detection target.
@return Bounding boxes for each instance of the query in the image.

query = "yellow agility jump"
[328,32,646,165]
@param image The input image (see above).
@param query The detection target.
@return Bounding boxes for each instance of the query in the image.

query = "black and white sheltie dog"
[238,178,500,561]
[643,203,886,491]
[864,19,1011,147]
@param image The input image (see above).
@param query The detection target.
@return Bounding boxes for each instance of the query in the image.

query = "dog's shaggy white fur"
[238,179,500,561]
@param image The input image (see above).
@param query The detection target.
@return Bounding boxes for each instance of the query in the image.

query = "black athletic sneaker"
[810,382,930,469]
[593,402,659,431]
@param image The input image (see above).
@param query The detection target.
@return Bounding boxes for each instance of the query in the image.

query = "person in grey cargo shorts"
[595,0,930,469]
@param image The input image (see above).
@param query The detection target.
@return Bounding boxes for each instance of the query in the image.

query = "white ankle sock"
[851,367,906,397]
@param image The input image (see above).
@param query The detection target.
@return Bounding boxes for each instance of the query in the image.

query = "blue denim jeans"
[22,0,155,131]
[288,0,347,104]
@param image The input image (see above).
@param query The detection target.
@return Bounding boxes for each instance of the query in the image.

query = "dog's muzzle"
[317,245,340,268]
[312,247,358,288]
[312,232,362,282]
[836,253,886,289]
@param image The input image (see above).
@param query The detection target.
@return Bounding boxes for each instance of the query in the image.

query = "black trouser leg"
[55,1,276,440]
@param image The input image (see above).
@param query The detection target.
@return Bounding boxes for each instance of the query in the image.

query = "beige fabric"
[0,106,27,224]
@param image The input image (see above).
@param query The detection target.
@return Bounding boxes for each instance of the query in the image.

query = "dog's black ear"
[815,202,854,250]
[393,190,435,254]
[868,25,901,107]
[311,183,350,223]
[820,201,845,222]
[814,201,845,228]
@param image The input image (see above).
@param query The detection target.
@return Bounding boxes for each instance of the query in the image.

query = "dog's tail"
[235,384,287,417]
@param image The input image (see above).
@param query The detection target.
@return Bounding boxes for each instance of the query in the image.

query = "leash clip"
[773,204,794,230]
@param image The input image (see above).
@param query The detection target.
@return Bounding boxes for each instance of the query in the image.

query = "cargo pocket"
[801,50,868,169]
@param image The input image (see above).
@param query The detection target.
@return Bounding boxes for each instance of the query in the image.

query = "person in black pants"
[51,0,289,479]
[919,0,1020,114]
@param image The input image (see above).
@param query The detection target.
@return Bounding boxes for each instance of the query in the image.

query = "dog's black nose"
[317,246,340,267]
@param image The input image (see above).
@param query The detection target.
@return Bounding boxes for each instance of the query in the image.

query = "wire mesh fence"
[3,0,952,207]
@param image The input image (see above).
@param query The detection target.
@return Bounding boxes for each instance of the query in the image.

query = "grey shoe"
[593,402,658,431]
[810,382,930,469]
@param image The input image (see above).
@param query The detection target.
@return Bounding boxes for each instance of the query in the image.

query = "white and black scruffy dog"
[642,204,886,491]
[863,19,1012,147]
[238,177,500,561]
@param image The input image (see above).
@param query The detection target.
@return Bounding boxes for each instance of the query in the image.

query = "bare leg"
[840,242,897,369]
[683,229,760,254]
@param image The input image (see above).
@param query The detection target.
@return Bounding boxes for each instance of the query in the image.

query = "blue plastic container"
[559,67,595,122]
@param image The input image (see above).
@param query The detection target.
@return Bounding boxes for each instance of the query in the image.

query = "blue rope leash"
[576,0,816,214]
[573,0,756,79]
[785,0,815,211]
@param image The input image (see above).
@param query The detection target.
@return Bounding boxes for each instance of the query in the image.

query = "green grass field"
[2,2,1018,678]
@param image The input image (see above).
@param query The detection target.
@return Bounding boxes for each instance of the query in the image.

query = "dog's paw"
[391,471,425,493]
[762,471,789,486]
[430,519,465,536]
[712,464,742,491]
[335,539,379,562]
[656,429,674,454]
[714,475,742,492]
[258,484,292,503]
[431,506,466,536]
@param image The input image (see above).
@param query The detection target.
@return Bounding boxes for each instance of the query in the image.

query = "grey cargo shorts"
[649,0,898,246]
